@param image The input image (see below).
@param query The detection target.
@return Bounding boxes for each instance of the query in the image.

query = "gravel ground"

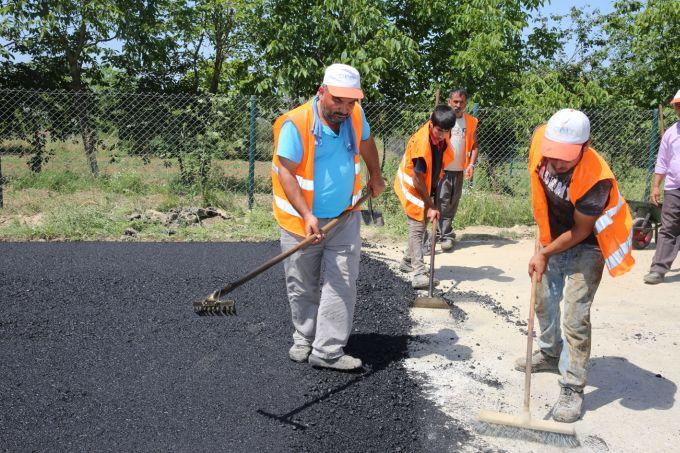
[0,242,475,452]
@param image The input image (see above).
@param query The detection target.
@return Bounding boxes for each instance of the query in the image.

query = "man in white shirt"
[437,89,479,251]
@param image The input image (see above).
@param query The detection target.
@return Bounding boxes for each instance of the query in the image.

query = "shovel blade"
[361,209,385,226]
[412,296,449,309]
[372,210,385,227]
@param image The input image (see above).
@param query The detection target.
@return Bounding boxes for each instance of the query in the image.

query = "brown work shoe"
[514,350,559,373]
[552,387,584,423]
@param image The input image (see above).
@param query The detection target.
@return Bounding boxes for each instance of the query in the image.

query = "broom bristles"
[475,410,579,448]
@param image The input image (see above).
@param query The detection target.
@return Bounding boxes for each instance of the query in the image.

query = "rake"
[193,192,372,316]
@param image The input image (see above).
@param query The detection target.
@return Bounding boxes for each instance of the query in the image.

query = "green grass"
[2,140,651,242]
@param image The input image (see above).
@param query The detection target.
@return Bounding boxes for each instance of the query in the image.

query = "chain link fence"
[0,88,669,216]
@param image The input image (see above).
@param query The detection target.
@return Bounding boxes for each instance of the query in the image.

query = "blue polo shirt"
[276,101,370,218]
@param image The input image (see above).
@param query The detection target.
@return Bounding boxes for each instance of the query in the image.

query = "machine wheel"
[632,217,654,250]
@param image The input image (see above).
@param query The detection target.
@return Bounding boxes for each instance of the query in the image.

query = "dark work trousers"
[650,188,680,274]
[437,170,464,240]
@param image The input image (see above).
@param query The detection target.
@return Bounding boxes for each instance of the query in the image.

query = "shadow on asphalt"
[585,356,677,412]
[257,329,472,429]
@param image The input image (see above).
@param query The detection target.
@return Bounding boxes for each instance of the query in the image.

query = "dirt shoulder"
[363,230,679,452]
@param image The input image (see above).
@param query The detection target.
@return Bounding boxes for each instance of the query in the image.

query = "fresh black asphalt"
[0,242,476,452]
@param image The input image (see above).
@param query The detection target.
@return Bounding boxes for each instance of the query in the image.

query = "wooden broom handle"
[523,237,541,412]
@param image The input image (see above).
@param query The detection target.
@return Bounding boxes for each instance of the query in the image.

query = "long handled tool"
[361,197,384,226]
[193,193,371,316]
[477,241,578,447]
[412,219,449,309]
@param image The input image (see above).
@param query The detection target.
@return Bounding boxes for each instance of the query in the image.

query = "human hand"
[367,175,386,198]
[465,165,475,180]
[303,213,324,244]
[651,186,661,206]
[426,208,440,223]
[528,252,547,282]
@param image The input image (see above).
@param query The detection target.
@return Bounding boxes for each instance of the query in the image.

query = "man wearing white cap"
[271,63,385,371]
[643,90,680,284]
[515,109,634,422]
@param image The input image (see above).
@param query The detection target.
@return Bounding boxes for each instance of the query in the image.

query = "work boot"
[514,350,559,373]
[412,273,439,289]
[440,238,455,252]
[308,354,362,371]
[399,257,428,274]
[399,257,413,273]
[288,344,312,363]
[552,387,584,423]
[643,271,664,284]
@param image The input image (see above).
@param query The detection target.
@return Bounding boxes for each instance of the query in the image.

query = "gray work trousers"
[405,216,428,276]
[437,170,464,240]
[650,189,680,275]
[535,243,605,392]
[280,211,361,359]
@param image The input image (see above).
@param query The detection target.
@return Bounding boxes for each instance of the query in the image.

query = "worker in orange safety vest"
[515,108,634,424]
[394,105,457,289]
[271,63,385,372]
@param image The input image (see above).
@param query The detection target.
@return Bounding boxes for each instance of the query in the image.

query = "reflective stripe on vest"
[271,162,315,191]
[604,230,633,270]
[397,169,424,208]
[274,194,302,218]
[594,190,625,233]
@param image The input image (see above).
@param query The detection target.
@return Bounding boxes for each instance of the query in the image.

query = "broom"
[476,240,579,447]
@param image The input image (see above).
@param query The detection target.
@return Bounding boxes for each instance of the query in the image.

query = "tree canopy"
[1,0,678,107]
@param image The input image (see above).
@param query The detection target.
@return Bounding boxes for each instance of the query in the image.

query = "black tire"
[632,217,654,250]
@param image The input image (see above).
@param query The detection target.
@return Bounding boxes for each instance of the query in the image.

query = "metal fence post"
[643,108,659,201]
[0,154,4,208]
[248,95,257,210]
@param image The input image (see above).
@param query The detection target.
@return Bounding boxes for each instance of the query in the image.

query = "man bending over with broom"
[518,109,634,422]
[271,64,384,371]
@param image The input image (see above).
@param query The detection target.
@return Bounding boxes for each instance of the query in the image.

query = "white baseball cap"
[671,89,680,104]
[541,109,590,161]
[322,63,364,100]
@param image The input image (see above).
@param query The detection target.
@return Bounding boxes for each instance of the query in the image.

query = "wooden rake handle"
[208,192,372,301]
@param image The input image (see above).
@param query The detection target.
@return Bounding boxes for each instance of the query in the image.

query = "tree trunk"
[29,129,46,173]
[67,22,99,177]
[209,45,224,94]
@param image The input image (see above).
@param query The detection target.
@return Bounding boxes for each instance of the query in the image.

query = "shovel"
[412,219,449,309]
[361,197,384,227]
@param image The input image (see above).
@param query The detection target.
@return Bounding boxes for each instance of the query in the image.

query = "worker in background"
[644,89,680,284]
[395,105,456,289]
[436,89,479,251]
[271,63,385,371]
[517,109,634,423]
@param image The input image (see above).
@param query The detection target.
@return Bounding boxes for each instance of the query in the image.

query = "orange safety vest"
[393,121,454,221]
[462,112,478,169]
[528,124,635,277]
[271,99,364,237]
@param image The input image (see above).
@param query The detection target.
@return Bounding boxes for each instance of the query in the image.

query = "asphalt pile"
[0,242,474,452]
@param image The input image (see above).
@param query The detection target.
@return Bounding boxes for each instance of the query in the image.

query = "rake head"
[193,296,236,316]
